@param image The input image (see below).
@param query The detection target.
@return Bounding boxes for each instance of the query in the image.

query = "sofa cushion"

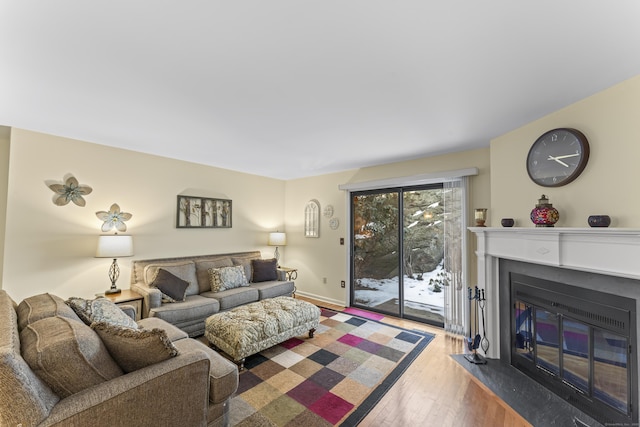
[144,261,199,296]
[208,265,248,292]
[92,322,179,373]
[16,293,80,332]
[251,258,278,282]
[250,280,295,300]
[151,268,189,302]
[20,316,123,398]
[195,258,233,294]
[149,295,220,326]
[0,291,60,427]
[66,297,138,329]
[201,287,259,311]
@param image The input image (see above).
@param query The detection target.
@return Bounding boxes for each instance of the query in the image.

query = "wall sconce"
[96,234,134,295]
[475,208,488,227]
[268,231,287,266]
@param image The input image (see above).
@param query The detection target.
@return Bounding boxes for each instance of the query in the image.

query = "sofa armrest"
[173,337,239,404]
[130,282,162,318]
[41,349,213,427]
[118,304,136,320]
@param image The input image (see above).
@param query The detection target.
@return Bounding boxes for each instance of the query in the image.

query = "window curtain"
[442,177,468,336]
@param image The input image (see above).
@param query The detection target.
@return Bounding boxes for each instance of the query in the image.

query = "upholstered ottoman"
[204,296,321,369]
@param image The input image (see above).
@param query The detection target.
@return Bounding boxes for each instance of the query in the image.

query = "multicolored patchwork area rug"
[228,307,434,426]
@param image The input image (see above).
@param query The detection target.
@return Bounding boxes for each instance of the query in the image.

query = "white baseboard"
[295,290,346,308]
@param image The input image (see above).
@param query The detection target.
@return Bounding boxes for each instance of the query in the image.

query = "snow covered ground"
[354,263,445,315]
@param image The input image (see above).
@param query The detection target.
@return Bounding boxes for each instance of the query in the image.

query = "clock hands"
[547,153,579,167]
[551,153,580,160]
[547,156,569,167]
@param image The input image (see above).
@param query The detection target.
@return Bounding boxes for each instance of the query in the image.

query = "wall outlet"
[340,280,346,288]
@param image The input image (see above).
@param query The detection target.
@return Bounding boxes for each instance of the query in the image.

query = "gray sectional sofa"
[130,251,295,337]
[0,290,238,427]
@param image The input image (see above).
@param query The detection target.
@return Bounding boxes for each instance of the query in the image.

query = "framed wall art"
[176,195,232,228]
[304,199,320,238]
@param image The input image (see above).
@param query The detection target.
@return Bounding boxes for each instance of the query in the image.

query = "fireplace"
[502,260,637,425]
[471,227,640,426]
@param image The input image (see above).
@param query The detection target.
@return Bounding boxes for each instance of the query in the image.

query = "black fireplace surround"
[499,259,638,426]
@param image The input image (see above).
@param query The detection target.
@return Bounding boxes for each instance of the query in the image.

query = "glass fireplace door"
[511,274,635,425]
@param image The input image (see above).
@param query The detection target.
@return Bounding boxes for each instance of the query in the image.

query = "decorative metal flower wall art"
[96,203,132,232]
[47,175,92,206]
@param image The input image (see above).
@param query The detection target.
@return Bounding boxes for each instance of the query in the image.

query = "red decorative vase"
[530,195,559,227]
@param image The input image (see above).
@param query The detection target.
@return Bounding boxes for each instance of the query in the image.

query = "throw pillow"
[20,316,123,398]
[150,268,189,302]
[66,297,138,329]
[16,293,81,331]
[195,258,234,293]
[92,322,179,373]
[231,257,257,283]
[208,265,248,292]
[252,258,278,282]
[143,261,199,296]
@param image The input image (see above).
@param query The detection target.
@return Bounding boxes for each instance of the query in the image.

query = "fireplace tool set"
[464,286,488,365]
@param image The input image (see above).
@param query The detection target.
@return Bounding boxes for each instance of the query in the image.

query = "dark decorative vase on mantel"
[530,194,559,227]
[588,215,611,227]
[501,218,515,227]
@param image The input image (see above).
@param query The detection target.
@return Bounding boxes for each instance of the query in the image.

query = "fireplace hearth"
[471,227,640,427]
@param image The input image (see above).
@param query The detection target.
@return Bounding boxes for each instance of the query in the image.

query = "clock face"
[526,128,590,187]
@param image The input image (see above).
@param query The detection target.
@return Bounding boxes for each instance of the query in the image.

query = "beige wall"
[3,129,285,301]
[490,75,640,227]
[0,126,10,284]
[4,74,634,304]
[2,126,490,305]
[284,170,354,305]
[285,148,491,304]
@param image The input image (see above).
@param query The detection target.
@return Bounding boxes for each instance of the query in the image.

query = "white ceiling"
[2,1,640,180]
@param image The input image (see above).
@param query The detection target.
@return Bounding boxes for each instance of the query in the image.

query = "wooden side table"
[103,289,144,321]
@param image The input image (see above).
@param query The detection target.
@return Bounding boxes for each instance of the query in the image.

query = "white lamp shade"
[96,235,134,258]
[268,232,286,246]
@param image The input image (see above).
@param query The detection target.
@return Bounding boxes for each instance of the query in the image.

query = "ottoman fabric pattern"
[205,296,320,362]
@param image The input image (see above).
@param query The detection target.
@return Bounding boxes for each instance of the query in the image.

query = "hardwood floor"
[298,296,532,427]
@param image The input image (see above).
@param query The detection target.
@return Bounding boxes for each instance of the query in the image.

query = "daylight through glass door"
[351,185,444,325]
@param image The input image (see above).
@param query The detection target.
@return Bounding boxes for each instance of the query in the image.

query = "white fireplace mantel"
[469,227,640,359]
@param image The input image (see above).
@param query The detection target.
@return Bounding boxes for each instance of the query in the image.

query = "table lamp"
[268,231,286,265]
[96,234,134,294]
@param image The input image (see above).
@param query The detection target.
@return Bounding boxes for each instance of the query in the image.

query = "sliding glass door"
[352,190,401,316]
[351,185,444,325]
